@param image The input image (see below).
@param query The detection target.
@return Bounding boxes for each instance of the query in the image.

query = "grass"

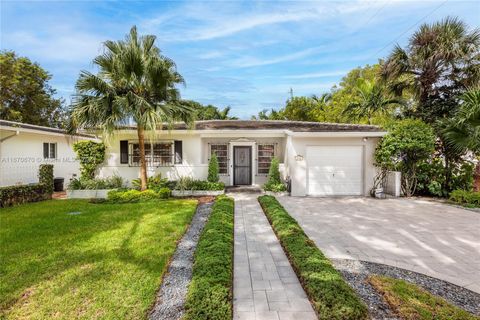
[184,195,234,320]
[369,275,479,320]
[0,198,197,319]
[258,195,369,320]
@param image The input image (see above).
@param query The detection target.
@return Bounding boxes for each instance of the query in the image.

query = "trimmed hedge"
[175,178,225,191]
[38,164,54,194]
[449,189,480,207]
[0,184,51,208]
[258,195,369,320]
[184,195,234,320]
[107,188,171,203]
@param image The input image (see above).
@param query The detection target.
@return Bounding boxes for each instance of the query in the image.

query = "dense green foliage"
[0,184,50,208]
[0,198,197,318]
[107,188,171,202]
[258,195,368,319]
[449,190,480,207]
[369,275,478,320]
[375,119,436,196]
[131,173,169,191]
[68,176,125,190]
[208,154,220,183]
[264,158,286,192]
[184,196,234,320]
[174,177,225,191]
[38,164,54,194]
[69,26,192,190]
[0,51,65,127]
[180,100,238,120]
[72,141,106,179]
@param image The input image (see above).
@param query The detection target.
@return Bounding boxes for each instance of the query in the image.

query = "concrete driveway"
[276,196,480,293]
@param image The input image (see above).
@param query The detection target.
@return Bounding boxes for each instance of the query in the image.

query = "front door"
[233,146,252,185]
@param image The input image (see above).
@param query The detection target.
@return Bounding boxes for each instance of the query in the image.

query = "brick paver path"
[232,193,316,320]
[277,196,480,294]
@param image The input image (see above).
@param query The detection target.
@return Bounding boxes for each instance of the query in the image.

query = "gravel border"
[149,202,213,320]
[332,259,480,319]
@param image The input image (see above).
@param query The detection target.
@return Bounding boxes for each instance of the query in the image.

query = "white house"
[98,120,387,196]
[0,120,97,187]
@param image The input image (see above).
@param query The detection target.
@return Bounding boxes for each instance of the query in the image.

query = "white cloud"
[281,70,348,79]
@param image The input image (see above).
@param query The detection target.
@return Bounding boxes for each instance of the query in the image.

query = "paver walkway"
[232,193,316,320]
[277,196,480,294]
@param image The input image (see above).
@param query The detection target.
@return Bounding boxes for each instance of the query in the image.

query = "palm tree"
[342,79,402,124]
[70,26,192,190]
[442,88,480,155]
[382,17,480,122]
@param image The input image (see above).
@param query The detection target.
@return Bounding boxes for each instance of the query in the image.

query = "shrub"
[175,177,225,191]
[258,195,368,319]
[449,189,480,207]
[131,173,168,191]
[38,164,54,195]
[72,141,106,179]
[107,189,166,203]
[0,184,50,208]
[207,154,220,183]
[68,176,124,190]
[184,196,234,320]
[157,187,171,199]
[375,119,436,197]
[264,158,286,192]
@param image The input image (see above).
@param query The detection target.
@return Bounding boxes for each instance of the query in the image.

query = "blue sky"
[1,0,479,118]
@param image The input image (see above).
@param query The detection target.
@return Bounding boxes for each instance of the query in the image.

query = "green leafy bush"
[72,141,106,179]
[207,154,220,183]
[38,164,54,194]
[157,187,171,199]
[184,196,234,320]
[131,173,168,191]
[0,184,50,207]
[449,189,480,207]
[68,176,124,190]
[175,177,225,191]
[264,158,286,192]
[258,195,368,319]
[107,189,170,203]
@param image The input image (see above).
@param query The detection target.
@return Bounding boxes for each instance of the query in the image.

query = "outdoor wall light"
[294,154,304,161]
[363,137,368,142]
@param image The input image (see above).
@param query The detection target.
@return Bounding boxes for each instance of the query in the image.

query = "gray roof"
[119,120,383,132]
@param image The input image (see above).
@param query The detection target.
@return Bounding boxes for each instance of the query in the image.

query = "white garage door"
[306,146,363,196]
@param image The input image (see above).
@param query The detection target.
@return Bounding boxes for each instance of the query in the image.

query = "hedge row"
[258,195,369,320]
[184,195,234,320]
[0,184,51,208]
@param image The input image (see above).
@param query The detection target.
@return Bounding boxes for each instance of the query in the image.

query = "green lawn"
[0,198,197,319]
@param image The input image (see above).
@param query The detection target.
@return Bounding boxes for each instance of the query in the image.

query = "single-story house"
[0,120,97,187]
[98,120,387,196]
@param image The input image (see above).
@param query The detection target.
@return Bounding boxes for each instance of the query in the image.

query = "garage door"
[306,146,363,196]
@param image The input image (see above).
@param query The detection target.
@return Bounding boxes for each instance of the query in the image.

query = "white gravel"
[149,202,213,320]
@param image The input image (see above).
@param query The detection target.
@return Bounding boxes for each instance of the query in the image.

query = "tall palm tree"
[442,88,480,155]
[382,17,480,122]
[342,79,401,124]
[70,26,192,190]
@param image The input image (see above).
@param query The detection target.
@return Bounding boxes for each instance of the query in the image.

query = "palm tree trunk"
[137,126,148,191]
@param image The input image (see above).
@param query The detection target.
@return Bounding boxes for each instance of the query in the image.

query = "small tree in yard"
[207,154,219,182]
[375,119,435,197]
[264,158,286,192]
[73,141,106,179]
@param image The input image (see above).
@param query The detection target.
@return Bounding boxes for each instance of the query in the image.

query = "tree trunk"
[137,126,148,191]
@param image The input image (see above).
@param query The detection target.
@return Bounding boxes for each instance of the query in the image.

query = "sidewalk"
[232,193,316,320]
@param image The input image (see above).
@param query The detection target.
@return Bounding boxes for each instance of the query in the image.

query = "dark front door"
[234,146,252,185]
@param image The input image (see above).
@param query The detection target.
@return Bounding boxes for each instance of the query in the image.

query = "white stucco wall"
[286,136,380,196]
[0,130,90,187]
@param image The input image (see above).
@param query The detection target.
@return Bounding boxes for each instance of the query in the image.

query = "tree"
[441,87,480,155]
[180,100,238,120]
[70,26,192,190]
[207,153,219,182]
[382,17,480,123]
[343,79,402,124]
[0,51,65,127]
[264,157,286,192]
[375,119,436,196]
[72,141,106,179]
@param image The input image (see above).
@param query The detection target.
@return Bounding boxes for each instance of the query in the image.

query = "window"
[129,142,173,166]
[210,144,228,175]
[257,144,275,175]
[43,143,57,159]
